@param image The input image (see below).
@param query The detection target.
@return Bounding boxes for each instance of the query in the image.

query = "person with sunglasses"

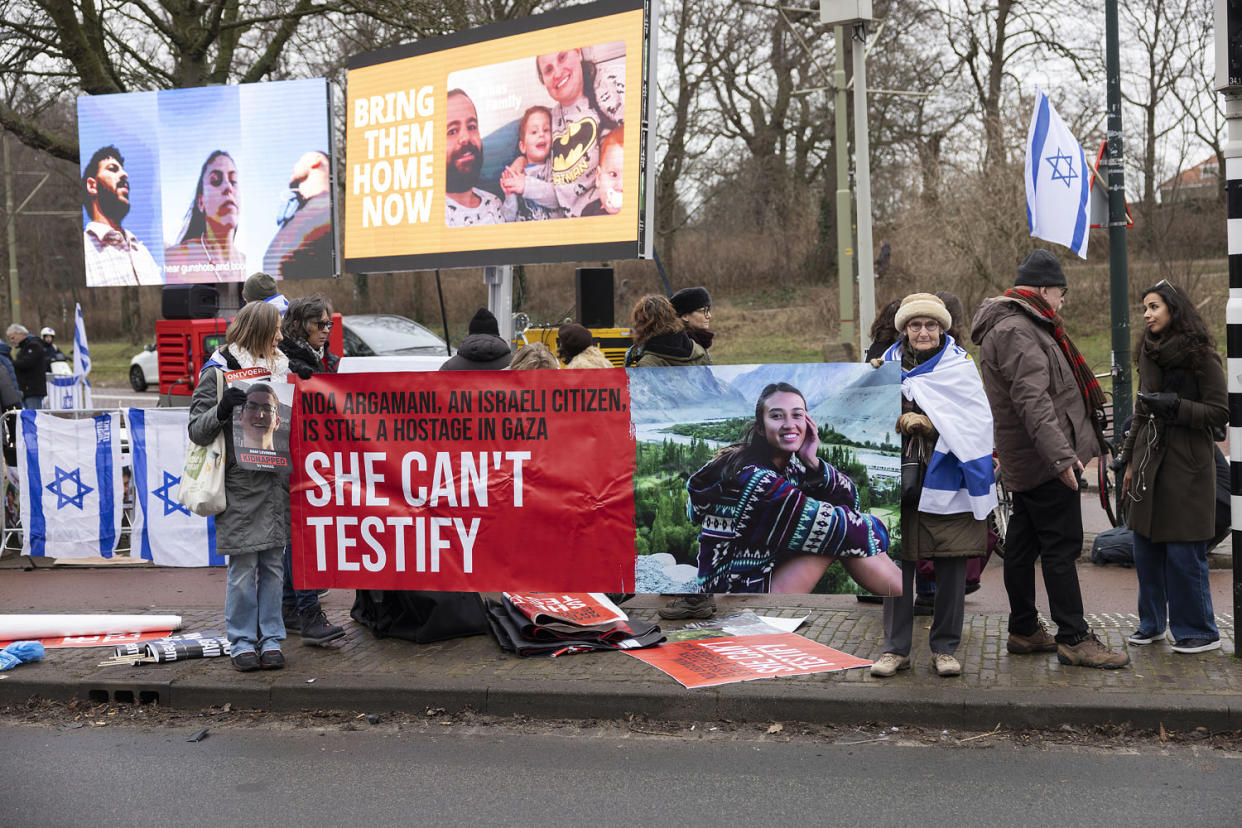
[972,249,1129,669]
[1120,281,1226,654]
[277,294,347,646]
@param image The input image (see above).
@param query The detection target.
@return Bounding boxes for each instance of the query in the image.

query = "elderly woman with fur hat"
[870,293,998,679]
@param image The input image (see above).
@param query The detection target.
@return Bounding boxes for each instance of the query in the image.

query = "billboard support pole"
[485,265,514,344]
[835,26,855,352]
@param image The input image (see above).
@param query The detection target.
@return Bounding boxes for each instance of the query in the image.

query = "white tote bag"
[178,372,226,516]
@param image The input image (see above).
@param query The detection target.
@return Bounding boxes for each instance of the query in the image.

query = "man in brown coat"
[971,250,1129,669]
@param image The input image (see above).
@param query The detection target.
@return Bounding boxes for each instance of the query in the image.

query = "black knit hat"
[1014,250,1067,288]
[557,323,593,360]
[671,286,711,316]
[467,307,500,337]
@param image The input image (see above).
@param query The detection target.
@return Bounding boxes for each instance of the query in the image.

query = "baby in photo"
[582,129,623,216]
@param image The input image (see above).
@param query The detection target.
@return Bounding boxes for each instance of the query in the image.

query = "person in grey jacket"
[972,250,1128,669]
[188,301,291,672]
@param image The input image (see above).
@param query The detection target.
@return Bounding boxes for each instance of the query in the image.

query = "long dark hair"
[533,49,620,132]
[1134,281,1218,366]
[714,382,808,477]
[179,150,235,244]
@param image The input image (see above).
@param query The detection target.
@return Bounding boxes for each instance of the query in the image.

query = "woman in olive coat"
[1121,281,1227,654]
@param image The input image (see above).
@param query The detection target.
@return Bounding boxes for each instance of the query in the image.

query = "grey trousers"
[881,558,968,656]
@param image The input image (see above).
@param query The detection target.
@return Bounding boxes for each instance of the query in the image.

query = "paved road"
[1,722,1238,827]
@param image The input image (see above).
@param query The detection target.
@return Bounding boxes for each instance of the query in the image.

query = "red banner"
[624,632,872,688]
[290,370,635,592]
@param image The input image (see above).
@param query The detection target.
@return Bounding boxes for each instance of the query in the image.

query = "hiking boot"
[658,595,716,620]
[869,652,911,678]
[932,652,961,677]
[1170,637,1221,654]
[1056,632,1130,669]
[259,650,285,670]
[299,607,345,646]
[282,605,302,634]
[231,651,260,672]
[1007,623,1057,654]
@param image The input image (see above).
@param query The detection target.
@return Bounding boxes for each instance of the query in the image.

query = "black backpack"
[1090,526,1134,567]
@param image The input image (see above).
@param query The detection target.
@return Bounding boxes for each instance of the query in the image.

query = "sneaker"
[299,607,345,646]
[964,581,981,595]
[932,652,961,677]
[1007,623,1058,654]
[1170,637,1221,654]
[658,595,716,620]
[231,651,260,672]
[1126,629,1163,646]
[282,606,302,634]
[913,594,934,616]
[869,652,911,677]
[1056,632,1131,669]
[259,650,285,670]
[317,588,331,598]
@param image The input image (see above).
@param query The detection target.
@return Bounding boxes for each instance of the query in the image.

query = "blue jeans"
[282,544,319,615]
[1132,533,1218,641]
[22,396,43,410]
[225,546,286,655]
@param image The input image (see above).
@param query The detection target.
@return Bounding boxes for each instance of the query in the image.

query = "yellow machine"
[512,315,633,367]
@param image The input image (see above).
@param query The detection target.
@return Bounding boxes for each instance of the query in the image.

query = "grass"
[80,339,144,387]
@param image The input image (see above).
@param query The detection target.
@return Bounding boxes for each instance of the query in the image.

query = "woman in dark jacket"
[277,294,345,646]
[625,295,709,368]
[1121,281,1227,654]
[871,294,997,679]
[188,301,290,671]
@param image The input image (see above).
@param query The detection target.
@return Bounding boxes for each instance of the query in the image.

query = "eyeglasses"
[314,319,333,331]
[242,401,277,416]
[906,320,940,332]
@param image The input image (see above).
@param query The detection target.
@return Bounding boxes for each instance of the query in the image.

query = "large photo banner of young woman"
[342,0,656,272]
[288,362,901,594]
[76,79,336,287]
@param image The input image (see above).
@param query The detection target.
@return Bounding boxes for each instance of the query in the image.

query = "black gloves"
[292,363,314,380]
[217,386,247,421]
[1138,391,1179,420]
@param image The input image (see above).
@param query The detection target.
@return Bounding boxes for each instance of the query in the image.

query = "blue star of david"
[153,470,191,517]
[46,466,93,510]
[1045,148,1076,188]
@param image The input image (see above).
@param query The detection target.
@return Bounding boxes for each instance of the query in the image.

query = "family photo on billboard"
[444,41,626,227]
[77,78,335,287]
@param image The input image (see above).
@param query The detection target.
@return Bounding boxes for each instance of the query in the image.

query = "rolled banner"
[113,631,215,658]
[144,636,231,663]
[0,614,183,640]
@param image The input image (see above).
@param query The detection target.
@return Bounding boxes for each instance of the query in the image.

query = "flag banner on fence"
[1025,87,1090,258]
[46,374,90,411]
[624,632,872,689]
[290,369,636,592]
[18,410,122,559]
[128,408,224,567]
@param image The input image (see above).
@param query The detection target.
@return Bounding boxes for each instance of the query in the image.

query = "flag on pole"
[18,410,122,559]
[128,408,223,567]
[72,303,92,408]
[1025,87,1091,259]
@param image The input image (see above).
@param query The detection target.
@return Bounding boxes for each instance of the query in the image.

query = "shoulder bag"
[178,369,227,516]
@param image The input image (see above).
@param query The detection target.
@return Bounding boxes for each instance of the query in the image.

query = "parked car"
[128,314,454,390]
[129,344,157,391]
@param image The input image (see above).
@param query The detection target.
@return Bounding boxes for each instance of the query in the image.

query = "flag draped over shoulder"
[883,336,998,519]
[128,408,223,567]
[1025,87,1090,259]
[18,410,122,558]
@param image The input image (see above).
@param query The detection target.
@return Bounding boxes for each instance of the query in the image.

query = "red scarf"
[1004,288,1107,416]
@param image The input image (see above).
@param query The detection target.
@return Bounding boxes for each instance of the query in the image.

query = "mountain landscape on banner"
[627,362,898,447]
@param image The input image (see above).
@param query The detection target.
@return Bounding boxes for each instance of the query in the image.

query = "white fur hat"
[894,293,951,333]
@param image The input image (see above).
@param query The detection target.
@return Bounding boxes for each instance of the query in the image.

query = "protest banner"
[289,369,636,592]
[343,0,656,271]
[625,632,872,689]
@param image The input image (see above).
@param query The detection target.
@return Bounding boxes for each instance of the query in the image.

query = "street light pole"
[835,26,855,351]
[851,21,875,355]
[3,134,19,324]
[1104,0,1131,497]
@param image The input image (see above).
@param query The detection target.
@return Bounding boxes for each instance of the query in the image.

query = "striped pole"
[1219,1,1242,645]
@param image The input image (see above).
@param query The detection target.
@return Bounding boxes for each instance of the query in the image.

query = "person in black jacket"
[7,324,47,409]
[276,294,346,646]
[440,308,512,370]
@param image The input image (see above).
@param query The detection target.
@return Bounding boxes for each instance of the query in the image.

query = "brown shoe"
[1056,632,1130,669]
[1007,623,1057,654]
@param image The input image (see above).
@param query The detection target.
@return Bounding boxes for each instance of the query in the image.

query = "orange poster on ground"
[625,632,872,689]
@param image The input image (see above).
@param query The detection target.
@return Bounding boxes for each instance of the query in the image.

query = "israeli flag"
[128,408,223,567]
[18,410,122,559]
[73,303,91,377]
[47,374,89,411]
[1025,87,1090,259]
